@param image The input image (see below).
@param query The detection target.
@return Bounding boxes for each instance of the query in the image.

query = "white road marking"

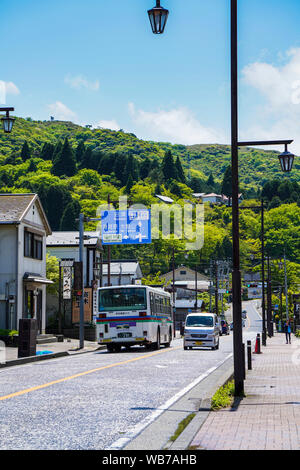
[108,353,233,450]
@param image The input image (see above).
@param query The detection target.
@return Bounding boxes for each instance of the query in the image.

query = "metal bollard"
[242,343,246,379]
[256,333,261,354]
[262,330,267,347]
[247,340,252,370]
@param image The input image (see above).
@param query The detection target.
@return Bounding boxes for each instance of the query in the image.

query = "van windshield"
[186,316,214,327]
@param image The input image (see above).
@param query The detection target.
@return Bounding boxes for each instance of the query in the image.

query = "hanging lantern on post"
[148,1,169,34]
[1,110,15,134]
[278,144,295,173]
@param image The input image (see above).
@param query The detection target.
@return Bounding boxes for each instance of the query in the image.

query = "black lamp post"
[148,1,169,34]
[148,1,295,396]
[0,107,15,134]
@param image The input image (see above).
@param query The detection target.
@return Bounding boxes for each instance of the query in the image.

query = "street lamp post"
[284,250,289,322]
[148,0,295,397]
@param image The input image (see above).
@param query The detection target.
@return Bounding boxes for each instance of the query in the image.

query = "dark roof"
[0,194,51,235]
[47,231,102,248]
[0,194,36,223]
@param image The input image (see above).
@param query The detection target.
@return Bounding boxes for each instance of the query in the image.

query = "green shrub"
[0,329,18,337]
[211,380,235,410]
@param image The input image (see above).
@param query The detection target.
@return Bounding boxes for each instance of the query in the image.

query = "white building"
[0,194,52,333]
[46,231,102,288]
[102,261,143,287]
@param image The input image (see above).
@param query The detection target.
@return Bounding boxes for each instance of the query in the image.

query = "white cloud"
[48,101,78,122]
[0,81,20,105]
[95,119,121,131]
[64,75,100,91]
[242,48,300,154]
[128,102,226,145]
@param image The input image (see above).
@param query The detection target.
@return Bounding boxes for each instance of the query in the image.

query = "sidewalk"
[190,333,300,450]
[3,338,102,363]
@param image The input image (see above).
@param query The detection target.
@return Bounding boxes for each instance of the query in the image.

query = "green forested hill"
[1,118,299,190]
[0,117,299,286]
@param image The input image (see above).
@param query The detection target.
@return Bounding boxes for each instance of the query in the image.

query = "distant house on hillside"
[193,193,243,205]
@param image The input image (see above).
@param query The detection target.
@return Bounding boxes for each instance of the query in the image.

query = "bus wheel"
[107,344,114,353]
[164,329,172,348]
[114,344,121,353]
[155,329,161,350]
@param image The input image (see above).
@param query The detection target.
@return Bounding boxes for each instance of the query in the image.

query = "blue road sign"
[101,209,151,245]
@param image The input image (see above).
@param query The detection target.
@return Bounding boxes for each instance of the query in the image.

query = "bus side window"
[167,298,171,315]
[150,293,155,315]
[155,295,159,315]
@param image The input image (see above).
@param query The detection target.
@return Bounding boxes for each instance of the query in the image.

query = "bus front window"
[99,288,147,312]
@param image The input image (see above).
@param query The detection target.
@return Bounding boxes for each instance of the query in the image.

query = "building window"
[24,231,43,260]
[180,270,187,275]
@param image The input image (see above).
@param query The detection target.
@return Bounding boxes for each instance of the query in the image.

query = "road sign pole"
[107,195,111,286]
[79,213,84,349]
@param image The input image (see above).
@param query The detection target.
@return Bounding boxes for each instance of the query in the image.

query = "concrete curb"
[167,357,234,450]
[0,346,106,369]
[123,355,234,451]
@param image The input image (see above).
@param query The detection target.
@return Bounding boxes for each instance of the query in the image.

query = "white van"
[183,313,220,351]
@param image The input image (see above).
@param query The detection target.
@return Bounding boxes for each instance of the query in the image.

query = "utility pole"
[79,213,85,349]
[194,262,198,311]
[284,249,289,321]
[172,246,176,338]
[267,254,273,337]
[261,199,267,346]
[215,260,219,316]
[209,261,213,313]
[107,194,111,287]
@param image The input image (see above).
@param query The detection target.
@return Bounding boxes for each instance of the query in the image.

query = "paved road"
[0,301,262,450]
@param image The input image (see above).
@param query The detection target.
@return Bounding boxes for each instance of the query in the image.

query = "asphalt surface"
[0,301,261,450]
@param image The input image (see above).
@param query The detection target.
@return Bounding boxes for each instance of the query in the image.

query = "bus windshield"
[99,288,147,312]
[186,316,214,327]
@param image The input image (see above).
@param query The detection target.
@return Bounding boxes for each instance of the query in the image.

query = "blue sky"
[2,0,300,152]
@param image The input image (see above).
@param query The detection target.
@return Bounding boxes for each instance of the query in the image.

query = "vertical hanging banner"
[63,267,72,300]
[101,209,151,245]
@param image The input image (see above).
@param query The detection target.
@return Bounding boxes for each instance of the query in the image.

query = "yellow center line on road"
[0,345,182,402]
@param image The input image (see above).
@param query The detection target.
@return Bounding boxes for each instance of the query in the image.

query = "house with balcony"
[0,194,52,333]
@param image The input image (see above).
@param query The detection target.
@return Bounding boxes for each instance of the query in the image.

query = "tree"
[59,200,81,231]
[221,166,232,200]
[268,196,281,210]
[40,142,54,161]
[41,184,73,231]
[21,141,31,162]
[125,175,134,194]
[79,146,93,170]
[28,159,38,173]
[46,253,60,295]
[207,173,215,187]
[113,152,127,185]
[169,180,182,198]
[175,156,186,183]
[140,158,151,180]
[52,138,76,177]
[75,140,85,164]
[98,153,115,175]
[124,154,138,182]
[161,150,177,181]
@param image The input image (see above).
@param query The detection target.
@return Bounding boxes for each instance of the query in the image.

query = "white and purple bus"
[96,285,173,352]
